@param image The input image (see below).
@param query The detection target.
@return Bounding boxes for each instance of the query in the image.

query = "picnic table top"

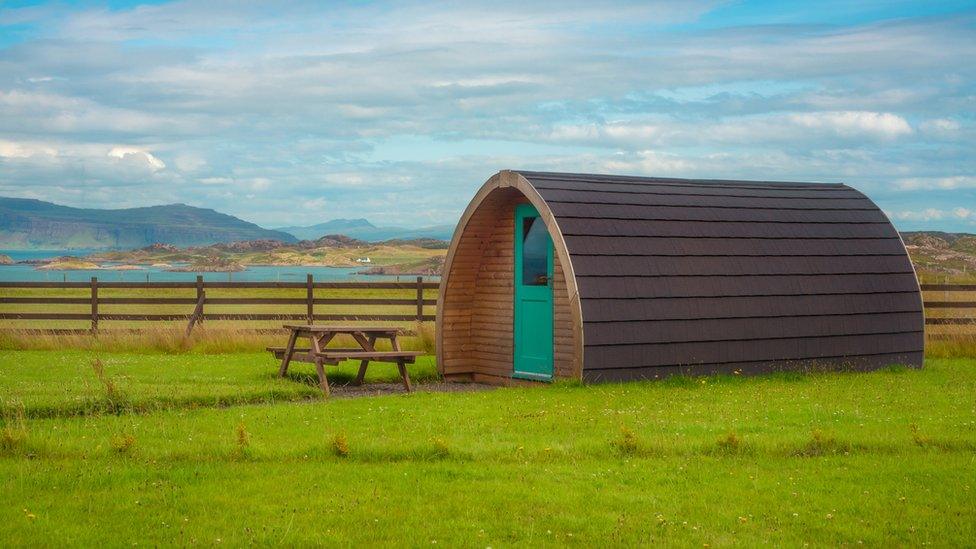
[281,324,403,334]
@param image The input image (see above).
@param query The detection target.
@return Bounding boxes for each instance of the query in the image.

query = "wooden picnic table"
[269,325,420,396]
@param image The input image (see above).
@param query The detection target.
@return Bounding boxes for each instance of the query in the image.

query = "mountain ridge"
[0,197,297,249]
[275,218,455,242]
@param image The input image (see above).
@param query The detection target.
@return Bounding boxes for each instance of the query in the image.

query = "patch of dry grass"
[0,322,435,354]
[925,333,976,358]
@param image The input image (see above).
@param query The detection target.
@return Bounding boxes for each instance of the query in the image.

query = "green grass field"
[1,350,974,546]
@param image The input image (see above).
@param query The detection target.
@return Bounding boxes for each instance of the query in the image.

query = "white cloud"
[788,111,912,139]
[888,208,949,222]
[0,90,182,135]
[300,197,329,211]
[0,139,58,158]
[198,177,233,185]
[895,176,976,191]
[602,150,692,175]
[172,154,207,172]
[888,208,976,224]
[249,177,272,191]
[108,147,166,171]
[547,124,602,142]
[543,111,916,149]
[920,118,961,133]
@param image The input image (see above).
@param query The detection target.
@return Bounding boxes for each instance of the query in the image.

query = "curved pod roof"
[437,170,924,383]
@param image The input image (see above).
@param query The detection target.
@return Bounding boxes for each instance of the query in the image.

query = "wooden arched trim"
[436,170,585,381]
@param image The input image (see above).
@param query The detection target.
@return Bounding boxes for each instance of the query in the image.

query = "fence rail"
[0,275,438,334]
[0,279,972,333]
[920,284,976,326]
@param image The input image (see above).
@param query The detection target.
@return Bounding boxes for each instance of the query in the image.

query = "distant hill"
[85,235,448,273]
[0,197,297,250]
[275,218,377,240]
[900,231,976,277]
[901,231,976,248]
[276,218,455,242]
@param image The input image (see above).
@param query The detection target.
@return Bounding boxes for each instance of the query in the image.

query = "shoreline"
[2,239,448,276]
[5,261,437,276]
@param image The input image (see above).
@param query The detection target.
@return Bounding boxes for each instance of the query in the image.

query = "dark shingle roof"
[516,171,924,379]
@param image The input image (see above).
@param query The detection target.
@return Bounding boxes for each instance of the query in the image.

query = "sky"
[0,0,974,232]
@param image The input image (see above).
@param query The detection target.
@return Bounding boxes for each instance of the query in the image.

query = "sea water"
[0,250,438,283]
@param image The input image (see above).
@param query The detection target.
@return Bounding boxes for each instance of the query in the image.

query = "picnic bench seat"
[269,325,418,396]
[315,351,423,362]
[266,347,362,360]
[266,348,420,360]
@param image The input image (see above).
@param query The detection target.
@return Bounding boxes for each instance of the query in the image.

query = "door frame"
[513,203,554,381]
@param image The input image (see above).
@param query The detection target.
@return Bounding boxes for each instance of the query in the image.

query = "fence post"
[306,273,314,325]
[185,276,206,337]
[196,276,205,326]
[90,276,98,333]
[416,276,424,322]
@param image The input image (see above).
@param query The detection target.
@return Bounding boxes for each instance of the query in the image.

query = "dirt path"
[326,381,496,398]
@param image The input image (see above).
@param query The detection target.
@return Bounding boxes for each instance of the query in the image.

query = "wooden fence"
[0,279,972,335]
[920,284,976,326]
[0,275,438,335]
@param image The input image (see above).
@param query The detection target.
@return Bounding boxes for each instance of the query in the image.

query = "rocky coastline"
[12,235,449,275]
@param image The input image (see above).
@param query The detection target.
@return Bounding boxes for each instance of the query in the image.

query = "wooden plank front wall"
[441,188,578,383]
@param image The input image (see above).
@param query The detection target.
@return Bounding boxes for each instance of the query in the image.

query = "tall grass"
[90,358,131,414]
[0,322,436,354]
[4,323,970,358]
[0,405,28,456]
[925,333,976,358]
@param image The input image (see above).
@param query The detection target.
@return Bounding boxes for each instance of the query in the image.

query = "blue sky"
[0,1,973,231]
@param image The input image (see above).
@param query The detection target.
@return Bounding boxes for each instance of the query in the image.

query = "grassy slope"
[1,352,974,545]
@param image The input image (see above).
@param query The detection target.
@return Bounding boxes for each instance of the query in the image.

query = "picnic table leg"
[353,361,369,385]
[314,359,330,397]
[277,330,299,378]
[310,333,331,397]
[353,336,376,386]
[396,359,412,392]
[317,332,337,349]
[389,336,411,392]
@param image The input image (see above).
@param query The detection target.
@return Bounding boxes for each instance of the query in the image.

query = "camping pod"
[435,170,924,384]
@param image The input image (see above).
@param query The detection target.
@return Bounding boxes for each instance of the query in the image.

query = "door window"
[521,216,549,286]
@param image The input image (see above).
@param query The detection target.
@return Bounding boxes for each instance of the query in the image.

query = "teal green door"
[513,203,554,380]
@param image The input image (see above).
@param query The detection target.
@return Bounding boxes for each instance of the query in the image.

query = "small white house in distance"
[355,257,371,263]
